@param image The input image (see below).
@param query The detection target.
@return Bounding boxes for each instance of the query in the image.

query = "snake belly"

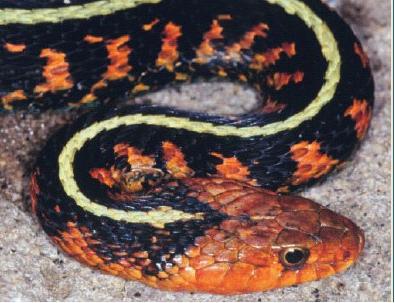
[1,0,373,295]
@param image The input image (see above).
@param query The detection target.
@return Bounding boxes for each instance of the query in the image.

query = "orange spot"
[345,99,372,140]
[77,80,106,105]
[266,71,304,90]
[78,94,97,105]
[290,141,339,186]
[238,74,248,82]
[90,168,116,188]
[226,23,269,59]
[162,141,194,179]
[84,35,104,43]
[132,83,150,93]
[211,152,254,183]
[156,22,182,72]
[143,18,160,31]
[195,19,225,64]
[30,172,40,214]
[114,143,156,169]
[250,42,296,70]
[79,35,132,103]
[261,97,287,114]
[175,72,188,81]
[353,42,369,69]
[1,90,27,110]
[4,42,26,53]
[276,185,290,193]
[34,48,74,95]
[217,68,227,77]
[104,35,132,81]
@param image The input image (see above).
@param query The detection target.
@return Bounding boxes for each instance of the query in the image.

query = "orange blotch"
[290,141,339,186]
[266,71,304,90]
[250,42,296,70]
[4,42,26,53]
[30,172,40,214]
[211,152,254,183]
[195,19,224,64]
[261,97,287,114]
[77,80,106,105]
[156,22,182,72]
[217,68,227,77]
[162,141,194,179]
[143,18,160,31]
[132,83,150,93]
[1,90,27,110]
[276,185,290,193]
[90,168,116,188]
[345,98,372,140]
[175,72,188,81]
[104,35,132,81]
[34,48,74,95]
[226,23,269,59]
[238,74,248,82]
[84,35,104,43]
[354,42,369,69]
[114,143,156,169]
[79,35,132,103]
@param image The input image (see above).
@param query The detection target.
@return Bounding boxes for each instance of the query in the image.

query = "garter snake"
[1,0,373,294]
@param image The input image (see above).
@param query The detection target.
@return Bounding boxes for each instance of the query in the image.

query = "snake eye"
[280,247,309,268]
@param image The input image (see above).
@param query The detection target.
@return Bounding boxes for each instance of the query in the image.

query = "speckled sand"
[0,0,391,301]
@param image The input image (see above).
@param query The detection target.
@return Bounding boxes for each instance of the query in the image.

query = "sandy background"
[0,0,391,301]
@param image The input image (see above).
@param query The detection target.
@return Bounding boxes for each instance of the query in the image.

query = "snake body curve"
[1,0,373,294]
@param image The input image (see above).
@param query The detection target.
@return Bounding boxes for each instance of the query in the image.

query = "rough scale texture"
[0,0,391,300]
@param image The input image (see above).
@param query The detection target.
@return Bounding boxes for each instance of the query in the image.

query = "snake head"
[182,178,365,294]
[271,195,365,289]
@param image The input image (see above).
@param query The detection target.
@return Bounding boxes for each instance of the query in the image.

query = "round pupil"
[285,249,305,264]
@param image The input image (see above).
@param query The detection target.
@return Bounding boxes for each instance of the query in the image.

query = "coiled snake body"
[2,0,373,294]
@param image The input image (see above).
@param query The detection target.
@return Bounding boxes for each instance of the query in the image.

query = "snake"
[1,0,374,295]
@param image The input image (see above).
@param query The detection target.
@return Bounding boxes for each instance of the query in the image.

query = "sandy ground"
[0,0,391,301]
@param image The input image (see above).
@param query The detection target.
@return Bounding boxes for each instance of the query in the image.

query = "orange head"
[180,178,365,294]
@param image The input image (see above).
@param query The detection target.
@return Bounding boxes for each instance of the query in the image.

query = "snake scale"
[1,0,374,295]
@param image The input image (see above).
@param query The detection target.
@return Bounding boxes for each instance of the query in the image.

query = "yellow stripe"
[0,0,160,25]
[58,0,341,223]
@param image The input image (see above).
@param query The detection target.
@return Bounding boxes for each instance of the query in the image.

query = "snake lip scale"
[2,0,373,295]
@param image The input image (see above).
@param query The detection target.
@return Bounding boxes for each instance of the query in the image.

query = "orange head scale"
[179,178,365,294]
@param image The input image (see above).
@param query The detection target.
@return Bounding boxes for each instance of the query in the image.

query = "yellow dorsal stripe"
[0,0,161,25]
[57,0,341,223]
